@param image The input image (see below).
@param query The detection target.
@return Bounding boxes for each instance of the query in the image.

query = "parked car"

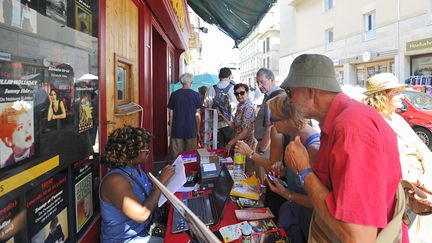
[396,90,432,150]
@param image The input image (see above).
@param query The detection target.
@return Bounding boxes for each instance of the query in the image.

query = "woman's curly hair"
[267,93,308,130]
[101,126,153,168]
[361,89,395,118]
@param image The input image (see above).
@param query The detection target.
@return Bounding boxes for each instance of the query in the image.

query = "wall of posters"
[26,171,69,243]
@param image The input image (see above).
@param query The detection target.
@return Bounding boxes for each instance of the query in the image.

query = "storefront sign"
[172,0,185,31]
[0,155,59,196]
[407,37,432,51]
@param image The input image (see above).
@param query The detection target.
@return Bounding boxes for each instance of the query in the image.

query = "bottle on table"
[241,222,252,243]
[233,151,245,180]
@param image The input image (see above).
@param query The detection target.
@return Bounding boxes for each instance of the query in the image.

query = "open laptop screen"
[213,164,234,216]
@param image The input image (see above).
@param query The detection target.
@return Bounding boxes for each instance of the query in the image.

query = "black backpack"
[212,84,233,122]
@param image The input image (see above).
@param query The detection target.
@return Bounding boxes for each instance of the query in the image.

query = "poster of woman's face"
[0,100,35,169]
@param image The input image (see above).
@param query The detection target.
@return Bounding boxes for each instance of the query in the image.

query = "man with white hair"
[168,73,202,158]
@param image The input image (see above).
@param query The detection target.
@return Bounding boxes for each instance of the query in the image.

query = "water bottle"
[233,151,245,180]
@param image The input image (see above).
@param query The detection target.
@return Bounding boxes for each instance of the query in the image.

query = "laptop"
[147,171,221,242]
[171,164,234,233]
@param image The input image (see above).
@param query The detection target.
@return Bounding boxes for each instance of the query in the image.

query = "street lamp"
[193,26,208,33]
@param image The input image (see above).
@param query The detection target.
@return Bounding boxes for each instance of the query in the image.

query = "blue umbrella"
[170,73,219,93]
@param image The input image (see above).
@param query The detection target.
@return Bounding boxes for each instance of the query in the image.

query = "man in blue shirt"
[168,73,202,159]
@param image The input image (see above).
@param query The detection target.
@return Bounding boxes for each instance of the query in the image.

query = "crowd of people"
[98,53,432,242]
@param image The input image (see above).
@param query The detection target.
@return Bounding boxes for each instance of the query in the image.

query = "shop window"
[364,11,376,40]
[324,0,334,11]
[367,66,376,78]
[325,28,334,51]
[114,54,133,111]
[378,65,387,73]
[412,55,432,76]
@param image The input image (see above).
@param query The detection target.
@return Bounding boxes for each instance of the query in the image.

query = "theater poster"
[41,64,74,132]
[75,78,97,133]
[0,61,40,170]
[26,171,69,243]
[73,159,93,233]
[0,197,26,242]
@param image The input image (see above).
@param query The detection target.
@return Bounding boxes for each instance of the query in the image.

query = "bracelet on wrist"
[287,191,293,202]
[248,151,255,159]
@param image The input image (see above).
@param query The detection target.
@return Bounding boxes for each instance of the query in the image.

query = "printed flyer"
[26,171,69,243]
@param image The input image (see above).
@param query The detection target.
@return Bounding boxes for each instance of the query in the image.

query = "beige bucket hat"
[363,73,406,96]
[281,54,341,93]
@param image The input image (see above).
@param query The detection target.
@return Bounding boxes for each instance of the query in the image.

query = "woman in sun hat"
[362,72,432,242]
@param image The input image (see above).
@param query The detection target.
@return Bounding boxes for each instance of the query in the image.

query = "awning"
[188,0,277,45]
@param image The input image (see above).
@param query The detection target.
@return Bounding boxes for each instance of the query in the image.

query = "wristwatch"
[297,168,313,187]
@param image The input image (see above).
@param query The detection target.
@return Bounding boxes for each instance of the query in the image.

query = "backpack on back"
[212,84,233,122]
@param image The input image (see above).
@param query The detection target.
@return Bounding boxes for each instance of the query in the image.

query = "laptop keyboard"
[188,196,213,223]
[171,196,214,233]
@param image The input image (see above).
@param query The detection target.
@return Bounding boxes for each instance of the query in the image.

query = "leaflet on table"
[157,155,186,207]
[230,175,260,200]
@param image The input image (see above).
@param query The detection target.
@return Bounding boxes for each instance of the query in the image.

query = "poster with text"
[0,61,41,170]
[45,0,67,25]
[73,159,93,233]
[75,79,97,133]
[26,171,69,243]
[42,64,74,133]
[0,197,25,243]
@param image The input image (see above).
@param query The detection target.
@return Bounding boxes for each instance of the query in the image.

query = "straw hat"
[363,73,406,95]
[281,54,341,93]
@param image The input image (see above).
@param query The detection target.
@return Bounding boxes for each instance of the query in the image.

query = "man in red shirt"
[280,54,406,242]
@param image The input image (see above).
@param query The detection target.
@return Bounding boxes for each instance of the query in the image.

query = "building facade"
[239,2,280,90]
[280,0,432,87]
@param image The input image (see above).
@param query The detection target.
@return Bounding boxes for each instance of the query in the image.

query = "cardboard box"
[197,148,219,164]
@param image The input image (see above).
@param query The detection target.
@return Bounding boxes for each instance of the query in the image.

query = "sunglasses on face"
[283,88,293,99]
[234,91,246,97]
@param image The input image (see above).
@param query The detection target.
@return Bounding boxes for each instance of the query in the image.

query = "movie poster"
[73,159,93,233]
[75,3,91,35]
[0,197,25,242]
[42,64,74,132]
[0,61,40,170]
[75,78,97,133]
[45,0,67,25]
[26,171,69,243]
